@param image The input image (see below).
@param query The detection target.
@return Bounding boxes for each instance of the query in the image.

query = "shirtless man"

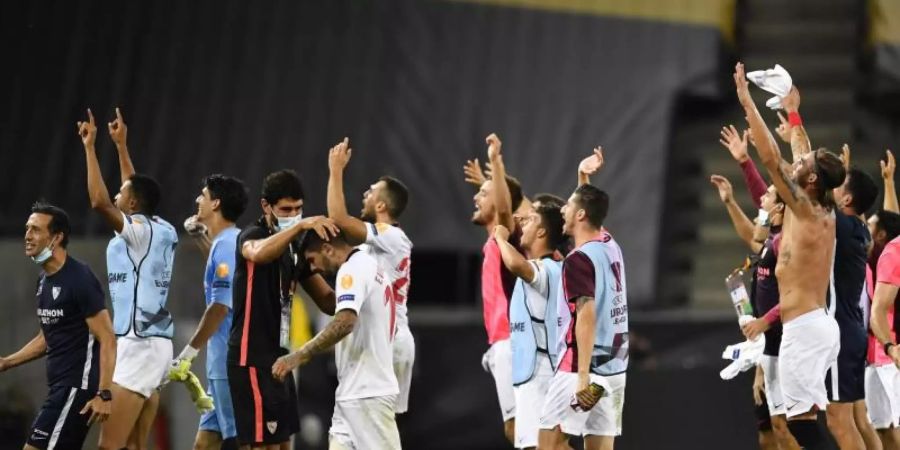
[735,62,846,450]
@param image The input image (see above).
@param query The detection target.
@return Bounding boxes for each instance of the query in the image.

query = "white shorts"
[113,336,172,398]
[393,325,415,414]
[760,355,786,416]
[483,339,516,421]
[513,354,554,449]
[866,364,900,429]
[539,371,626,437]
[328,395,400,450]
[778,309,840,418]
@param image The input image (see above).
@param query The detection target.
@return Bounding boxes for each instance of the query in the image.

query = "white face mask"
[273,213,303,231]
[30,237,56,265]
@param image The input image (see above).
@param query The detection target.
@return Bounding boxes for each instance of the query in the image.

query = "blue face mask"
[274,213,303,231]
[30,237,57,265]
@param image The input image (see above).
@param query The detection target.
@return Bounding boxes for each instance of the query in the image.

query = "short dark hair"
[31,201,71,248]
[534,195,567,252]
[262,170,304,205]
[129,174,162,215]
[573,184,610,229]
[878,210,900,242]
[203,174,249,222]
[378,176,409,219]
[302,230,347,253]
[814,149,847,192]
[504,175,523,212]
[845,167,878,215]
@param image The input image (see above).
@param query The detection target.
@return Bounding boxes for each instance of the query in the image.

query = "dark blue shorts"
[826,336,866,403]
[27,386,94,450]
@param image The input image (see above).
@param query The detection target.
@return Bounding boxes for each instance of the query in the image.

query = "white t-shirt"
[333,250,400,401]
[358,222,413,328]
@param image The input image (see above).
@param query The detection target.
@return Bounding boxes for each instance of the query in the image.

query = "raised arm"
[493,225,534,282]
[0,331,47,372]
[780,89,811,163]
[577,147,604,187]
[326,138,367,246]
[719,125,767,207]
[108,107,135,183]
[241,216,339,264]
[735,63,814,219]
[883,150,898,213]
[486,133,515,230]
[464,158,487,188]
[79,109,126,232]
[710,175,762,253]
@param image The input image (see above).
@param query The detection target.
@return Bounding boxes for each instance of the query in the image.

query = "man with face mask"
[1,203,117,450]
[227,169,339,449]
[79,108,177,450]
[273,232,401,450]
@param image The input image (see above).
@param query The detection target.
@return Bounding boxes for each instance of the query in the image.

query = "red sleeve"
[763,304,781,325]
[740,159,767,209]
[563,251,595,302]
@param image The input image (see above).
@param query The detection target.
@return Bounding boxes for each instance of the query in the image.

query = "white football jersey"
[358,222,413,328]
[334,250,399,401]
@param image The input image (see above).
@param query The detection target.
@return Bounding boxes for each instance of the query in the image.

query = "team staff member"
[228,169,338,449]
[1,203,116,450]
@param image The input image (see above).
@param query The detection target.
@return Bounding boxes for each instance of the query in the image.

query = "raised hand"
[579,147,605,176]
[719,125,749,163]
[882,150,896,181]
[775,111,792,144]
[77,109,97,148]
[733,63,753,108]
[486,133,502,161]
[841,144,851,172]
[108,107,128,148]
[464,158,486,186]
[710,175,734,203]
[781,86,801,113]
[328,137,352,173]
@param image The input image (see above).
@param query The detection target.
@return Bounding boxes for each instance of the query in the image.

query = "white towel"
[746,64,793,110]
[719,336,765,380]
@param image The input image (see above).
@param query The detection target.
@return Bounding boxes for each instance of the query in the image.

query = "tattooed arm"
[271,310,357,380]
[734,63,814,219]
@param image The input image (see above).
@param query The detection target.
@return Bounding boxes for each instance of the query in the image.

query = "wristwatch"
[884,342,896,357]
[96,389,112,402]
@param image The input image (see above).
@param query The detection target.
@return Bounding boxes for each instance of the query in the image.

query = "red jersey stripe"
[239,261,256,367]
[248,366,264,442]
